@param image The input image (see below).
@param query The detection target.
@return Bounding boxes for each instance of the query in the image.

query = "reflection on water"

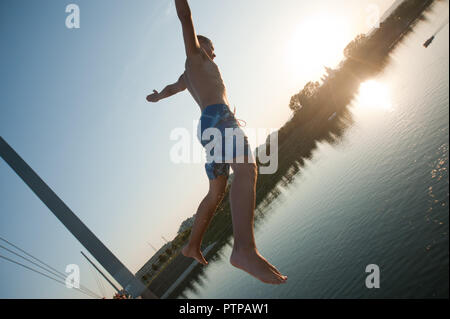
[158,1,449,299]
[427,143,449,229]
[357,80,393,111]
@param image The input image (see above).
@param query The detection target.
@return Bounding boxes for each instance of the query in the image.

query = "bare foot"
[230,248,287,285]
[182,245,208,265]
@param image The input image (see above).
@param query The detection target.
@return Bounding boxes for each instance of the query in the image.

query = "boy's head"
[197,35,216,60]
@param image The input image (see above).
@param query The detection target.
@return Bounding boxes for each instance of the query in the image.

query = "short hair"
[197,35,212,45]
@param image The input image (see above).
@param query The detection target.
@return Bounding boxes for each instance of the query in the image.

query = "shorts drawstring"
[233,106,247,127]
[201,104,247,127]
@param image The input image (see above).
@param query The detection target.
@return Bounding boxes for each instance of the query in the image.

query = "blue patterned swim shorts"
[198,104,253,180]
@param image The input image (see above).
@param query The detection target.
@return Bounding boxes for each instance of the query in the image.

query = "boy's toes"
[197,254,208,265]
[183,246,209,265]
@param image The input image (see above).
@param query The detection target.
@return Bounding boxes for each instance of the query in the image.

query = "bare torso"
[183,50,230,112]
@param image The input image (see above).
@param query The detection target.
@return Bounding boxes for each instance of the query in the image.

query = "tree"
[158,253,167,263]
[289,81,321,112]
[289,94,302,112]
[344,34,368,59]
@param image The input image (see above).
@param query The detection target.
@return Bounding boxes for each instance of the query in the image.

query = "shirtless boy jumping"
[146,0,287,285]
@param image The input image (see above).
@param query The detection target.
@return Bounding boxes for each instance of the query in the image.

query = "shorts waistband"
[201,104,231,116]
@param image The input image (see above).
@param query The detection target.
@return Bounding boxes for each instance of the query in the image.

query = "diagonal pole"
[0,136,157,299]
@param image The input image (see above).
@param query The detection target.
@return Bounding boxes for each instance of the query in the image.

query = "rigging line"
[90,254,108,297]
[0,237,102,299]
[89,267,105,296]
[81,250,122,295]
[0,243,64,280]
[0,238,102,298]
[0,244,102,299]
[87,259,105,297]
[97,267,107,297]
[0,236,66,279]
[0,254,99,299]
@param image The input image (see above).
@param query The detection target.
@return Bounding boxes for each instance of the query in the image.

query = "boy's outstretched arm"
[147,74,186,103]
[175,0,201,57]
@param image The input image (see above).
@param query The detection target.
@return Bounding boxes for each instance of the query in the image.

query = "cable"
[0,243,64,280]
[0,236,102,299]
[87,260,105,297]
[0,236,64,278]
[97,269,107,297]
[0,244,101,299]
[0,254,99,299]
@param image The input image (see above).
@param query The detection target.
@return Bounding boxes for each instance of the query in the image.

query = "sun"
[357,80,393,111]
[286,15,352,81]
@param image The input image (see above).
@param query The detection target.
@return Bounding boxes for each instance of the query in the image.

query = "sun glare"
[286,15,351,81]
[357,80,393,111]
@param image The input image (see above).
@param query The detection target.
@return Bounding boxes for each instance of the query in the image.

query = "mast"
[0,136,158,299]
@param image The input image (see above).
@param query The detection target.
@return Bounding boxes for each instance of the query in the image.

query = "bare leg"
[182,175,227,265]
[229,161,287,285]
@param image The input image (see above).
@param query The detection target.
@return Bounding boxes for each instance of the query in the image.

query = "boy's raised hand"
[146,90,160,103]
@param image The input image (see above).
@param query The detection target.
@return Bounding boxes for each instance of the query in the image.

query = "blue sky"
[0,0,394,298]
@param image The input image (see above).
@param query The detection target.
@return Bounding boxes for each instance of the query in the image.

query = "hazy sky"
[0,0,395,298]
